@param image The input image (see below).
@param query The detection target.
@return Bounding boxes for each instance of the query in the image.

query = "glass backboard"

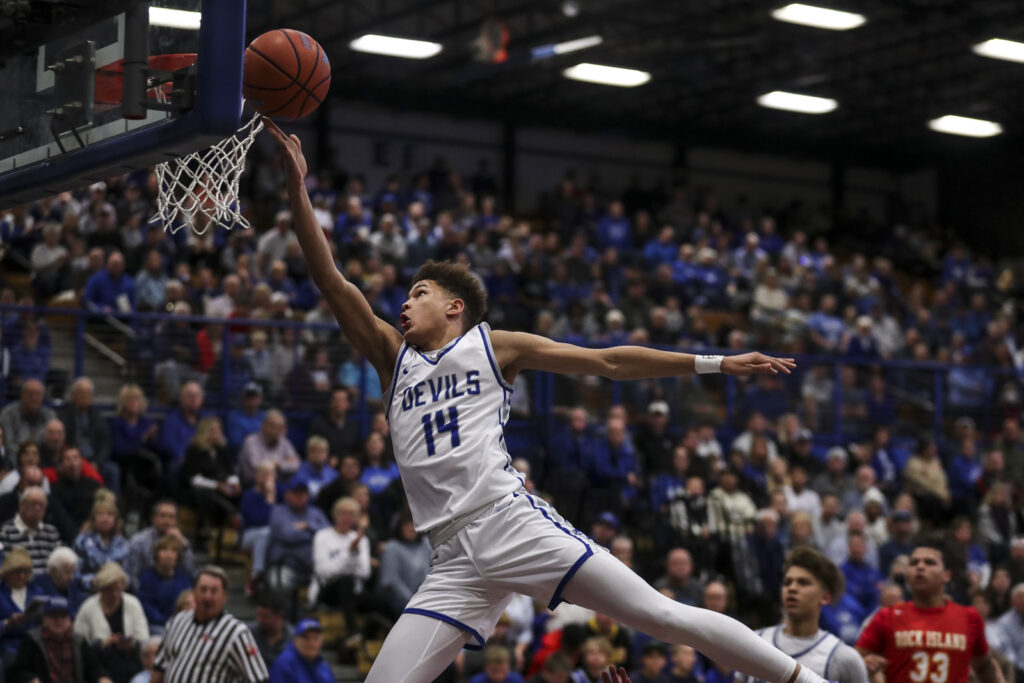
[0,1,245,209]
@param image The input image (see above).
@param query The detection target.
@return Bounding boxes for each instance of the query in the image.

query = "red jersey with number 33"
[856,600,988,683]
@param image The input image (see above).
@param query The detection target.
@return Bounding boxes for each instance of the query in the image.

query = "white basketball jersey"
[385,322,524,532]
[740,626,844,683]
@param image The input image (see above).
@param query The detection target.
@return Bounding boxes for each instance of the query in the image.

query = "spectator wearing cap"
[257,210,299,265]
[590,512,619,551]
[878,509,916,576]
[635,401,675,476]
[31,546,86,616]
[309,388,360,460]
[265,478,329,594]
[83,250,135,315]
[226,382,267,452]
[811,447,855,503]
[631,641,671,683]
[268,618,334,683]
[180,416,240,542]
[238,410,300,486]
[0,547,43,663]
[10,596,111,683]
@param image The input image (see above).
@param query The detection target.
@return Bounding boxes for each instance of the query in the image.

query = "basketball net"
[152,88,263,235]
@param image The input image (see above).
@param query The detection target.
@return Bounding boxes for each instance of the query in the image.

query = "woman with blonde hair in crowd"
[181,416,240,549]
[74,562,149,682]
[108,383,161,515]
[74,495,129,585]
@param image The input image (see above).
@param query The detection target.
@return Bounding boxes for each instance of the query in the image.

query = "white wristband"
[695,355,724,374]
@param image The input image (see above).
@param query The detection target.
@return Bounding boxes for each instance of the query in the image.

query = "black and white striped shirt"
[0,516,61,576]
[155,610,269,683]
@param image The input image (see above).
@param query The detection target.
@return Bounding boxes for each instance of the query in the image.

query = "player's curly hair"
[783,546,845,601]
[412,260,488,332]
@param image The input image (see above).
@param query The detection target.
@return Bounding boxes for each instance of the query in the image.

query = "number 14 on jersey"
[422,407,461,456]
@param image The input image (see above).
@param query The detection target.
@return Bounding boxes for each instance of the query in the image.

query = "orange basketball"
[243,29,331,120]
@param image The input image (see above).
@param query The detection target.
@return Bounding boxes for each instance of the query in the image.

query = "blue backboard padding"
[0,0,246,209]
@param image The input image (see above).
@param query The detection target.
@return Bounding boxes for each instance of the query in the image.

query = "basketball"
[243,29,331,120]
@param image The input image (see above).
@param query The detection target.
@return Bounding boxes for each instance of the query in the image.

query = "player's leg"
[561,552,823,683]
[364,612,471,683]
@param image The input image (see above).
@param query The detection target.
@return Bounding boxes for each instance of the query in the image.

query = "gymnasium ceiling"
[247,0,1024,169]
[3,1,1023,169]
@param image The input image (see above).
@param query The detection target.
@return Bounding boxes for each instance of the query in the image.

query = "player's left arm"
[490,330,794,382]
[971,653,1005,683]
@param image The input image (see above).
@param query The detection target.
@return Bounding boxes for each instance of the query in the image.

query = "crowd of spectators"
[0,152,1023,682]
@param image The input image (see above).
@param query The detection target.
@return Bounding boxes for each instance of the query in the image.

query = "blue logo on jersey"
[400,371,480,412]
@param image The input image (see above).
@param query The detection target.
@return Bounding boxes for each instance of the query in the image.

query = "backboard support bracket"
[47,40,96,153]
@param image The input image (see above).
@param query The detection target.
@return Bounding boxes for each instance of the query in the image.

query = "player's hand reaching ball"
[262,117,308,181]
[602,666,631,683]
[721,352,796,376]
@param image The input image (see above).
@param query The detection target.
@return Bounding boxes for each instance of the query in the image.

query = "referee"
[153,565,269,683]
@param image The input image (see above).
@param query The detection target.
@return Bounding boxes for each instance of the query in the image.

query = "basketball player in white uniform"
[739,547,868,683]
[265,119,833,683]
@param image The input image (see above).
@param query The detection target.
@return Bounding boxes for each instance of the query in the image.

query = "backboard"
[0,1,246,209]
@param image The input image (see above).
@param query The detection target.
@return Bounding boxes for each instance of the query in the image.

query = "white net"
[152,112,264,235]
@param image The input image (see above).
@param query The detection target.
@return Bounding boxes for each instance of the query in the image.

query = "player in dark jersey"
[856,541,1004,683]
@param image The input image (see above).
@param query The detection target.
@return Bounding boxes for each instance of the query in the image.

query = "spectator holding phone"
[74,562,149,683]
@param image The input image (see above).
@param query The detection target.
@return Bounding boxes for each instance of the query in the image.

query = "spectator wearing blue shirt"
[108,384,161,510]
[292,436,338,500]
[840,533,883,614]
[10,321,49,382]
[269,619,337,683]
[842,317,882,360]
[732,232,769,283]
[134,249,168,311]
[807,295,845,353]
[597,201,632,251]
[29,547,86,616]
[865,376,896,430]
[136,535,191,631]
[469,645,525,683]
[644,226,678,267]
[83,250,135,314]
[867,426,900,495]
[948,439,984,514]
[240,462,278,596]
[591,416,639,513]
[337,349,382,402]
[226,383,266,452]
[820,589,868,645]
[156,381,204,488]
[266,479,330,593]
[333,196,372,247]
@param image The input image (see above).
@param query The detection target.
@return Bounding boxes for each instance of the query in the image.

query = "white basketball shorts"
[402,489,603,649]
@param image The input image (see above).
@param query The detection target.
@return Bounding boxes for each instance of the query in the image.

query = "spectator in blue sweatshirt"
[269,619,336,683]
[644,226,678,267]
[947,438,984,514]
[597,201,632,251]
[226,383,266,452]
[9,321,49,382]
[137,535,191,631]
[265,478,329,592]
[292,436,338,500]
[83,250,135,314]
[840,532,883,614]
[591,416,639,511]
[240,462,278,596]
[30,547,86,616]
[156,381,204,488]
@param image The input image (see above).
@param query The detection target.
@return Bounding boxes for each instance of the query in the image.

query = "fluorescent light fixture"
[563,62,650,87]
[771,3,866,30]
[148,7,201,30]
[532,35,603,60]
[757,90,837,114]
[928,115,1002,138]
[349,34,442,59]
[972,38,1024,64]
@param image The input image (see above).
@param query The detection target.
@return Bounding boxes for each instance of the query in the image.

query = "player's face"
[781,566,828,621]
[401,280,454,344]
[908,548,949,598]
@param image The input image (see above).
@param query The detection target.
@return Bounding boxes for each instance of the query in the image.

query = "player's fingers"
[291,134,302,148]
[261,116,283,136]
[601,670,613,683]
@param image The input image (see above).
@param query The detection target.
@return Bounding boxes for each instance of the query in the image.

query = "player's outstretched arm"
[490,330,795,381]
[263,118,403,379]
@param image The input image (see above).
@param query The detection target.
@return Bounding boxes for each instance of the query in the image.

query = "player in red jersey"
[856,541,1004,683]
